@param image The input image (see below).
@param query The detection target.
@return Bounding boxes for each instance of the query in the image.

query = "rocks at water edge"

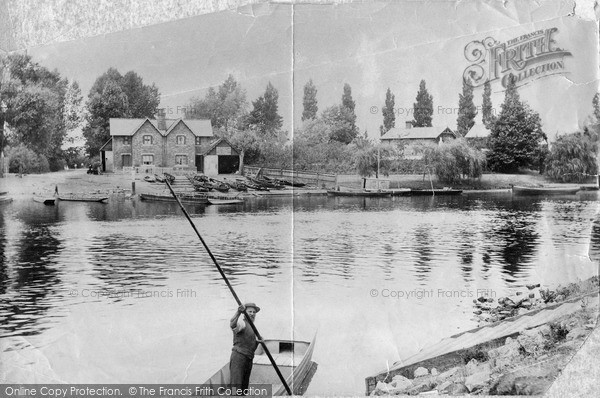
[413,366,428,378]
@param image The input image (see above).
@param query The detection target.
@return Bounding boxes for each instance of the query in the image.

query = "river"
[0,192,598,394]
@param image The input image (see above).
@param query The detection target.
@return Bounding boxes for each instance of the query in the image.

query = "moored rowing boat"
[512,185,580,195]
[33,196,56,205]
[139,192,208,204]
[204,336,316,395]
[58,194,108,202]
[207,198,244,205]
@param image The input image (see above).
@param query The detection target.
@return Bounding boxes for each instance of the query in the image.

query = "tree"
[482,80,494,127]
[593,93,600,122]
[380,88,395,136]
[422,139,485,183]
[83,79,129,156]
[412,80,433,127]
[456,79,477,137]
[341,83,357,131]
[247,82,283,136]
[321,105,358,144]
[486,75,546,173]
[302,79,318,121]
[6,143,50,173]
[545,127,598,182]
[228,127,258,173]
[188,75,247,132]
[82,68,160,156]
[1,54,71,171]
[63,80,83,133]
[121,71,160,118]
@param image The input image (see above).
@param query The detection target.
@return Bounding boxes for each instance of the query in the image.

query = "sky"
[27,0,599,143]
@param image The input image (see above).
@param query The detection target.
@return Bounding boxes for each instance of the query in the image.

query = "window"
[142,155,154,165]
[143,135,153,145]
[175,155,188,165]
[176,135,186,145]
[122,154,132,167]
[123,137,131,145]
[195,136,201,145]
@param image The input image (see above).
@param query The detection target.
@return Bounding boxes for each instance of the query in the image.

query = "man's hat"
[244,302,260,312]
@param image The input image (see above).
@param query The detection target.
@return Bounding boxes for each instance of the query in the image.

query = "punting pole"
[165,180,293,395]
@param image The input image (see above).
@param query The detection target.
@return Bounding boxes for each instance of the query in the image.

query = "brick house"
[380,121,457,158]
[109,112,219,172]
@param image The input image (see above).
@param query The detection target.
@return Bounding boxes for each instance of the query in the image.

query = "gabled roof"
[465,124,491,138]
[200,137,238,156]
[381,126,455,140]
[109,118,213,137]
[99,137,112,152]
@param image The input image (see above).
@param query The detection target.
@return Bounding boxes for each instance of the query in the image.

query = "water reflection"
[1,203,65,337]
[412,226,433,282]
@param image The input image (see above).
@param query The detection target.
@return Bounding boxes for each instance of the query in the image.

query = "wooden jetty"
[365,291,599,395]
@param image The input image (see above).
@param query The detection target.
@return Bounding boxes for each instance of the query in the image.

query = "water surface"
[0,192,598,394]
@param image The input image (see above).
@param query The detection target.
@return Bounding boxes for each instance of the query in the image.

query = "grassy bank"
[337,171,598,191]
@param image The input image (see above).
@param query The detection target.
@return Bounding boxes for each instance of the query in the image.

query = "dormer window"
[176,135,186,145]
[143,135,153,145]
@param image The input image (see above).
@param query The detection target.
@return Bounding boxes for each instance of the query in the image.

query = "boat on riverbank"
[58,194,108,203]
[0,196,12,204]
[512,185,580,195]
[33,196,56,205]
[139,192,208,205]
[204,337,317,395]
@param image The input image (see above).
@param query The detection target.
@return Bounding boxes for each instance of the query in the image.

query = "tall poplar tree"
[302,79,318,121]
[482,80,494,127]
[380,88,395,136]
[412,80,433,127]
[456,79,477,136]
[341,83,357,134]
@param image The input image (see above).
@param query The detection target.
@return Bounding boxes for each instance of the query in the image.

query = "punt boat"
[327,188,391,197]
[204,337,316,396]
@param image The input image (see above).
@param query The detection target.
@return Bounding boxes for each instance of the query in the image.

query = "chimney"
[157,108,166,131]
[405,121,412,129]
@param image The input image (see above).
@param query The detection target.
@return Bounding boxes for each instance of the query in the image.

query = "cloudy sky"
[28,0,598,141]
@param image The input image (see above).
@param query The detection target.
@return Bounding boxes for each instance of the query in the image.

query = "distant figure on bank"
[230,303,261,392]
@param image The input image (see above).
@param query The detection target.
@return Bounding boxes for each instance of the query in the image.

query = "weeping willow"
[545,129,598,183]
